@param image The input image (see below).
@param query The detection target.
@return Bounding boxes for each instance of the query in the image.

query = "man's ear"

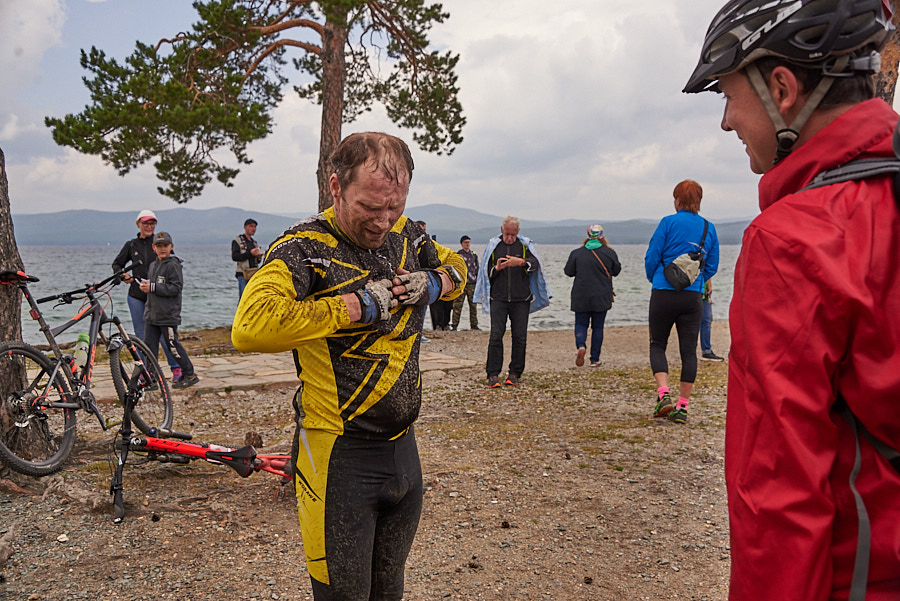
[329,173,341,204]
[768,65,803,118]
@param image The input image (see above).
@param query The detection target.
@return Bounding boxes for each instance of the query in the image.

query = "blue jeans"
[237,274,248,298]
[574,311,608,364]
[700,298,713,353]
[127,295,178,371]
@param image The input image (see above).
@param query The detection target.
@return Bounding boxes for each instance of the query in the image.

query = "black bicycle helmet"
[684,0,893,94]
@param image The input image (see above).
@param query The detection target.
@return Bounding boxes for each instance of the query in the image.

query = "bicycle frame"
[15,270,133,430]
[111,385,291,522]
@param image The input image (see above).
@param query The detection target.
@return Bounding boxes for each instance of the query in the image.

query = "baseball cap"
[244,218,258,226]
[136,210,157,224]
[153,231,173,245]
[460,235,471,243]
[587,224,604,239]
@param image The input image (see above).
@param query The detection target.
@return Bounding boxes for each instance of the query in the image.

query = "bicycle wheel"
[109,336,173,434]
[0,341,77,477]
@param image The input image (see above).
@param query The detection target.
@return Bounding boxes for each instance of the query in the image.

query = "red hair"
[673,180,702,214]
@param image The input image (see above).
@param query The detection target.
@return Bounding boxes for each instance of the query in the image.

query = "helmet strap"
[745,56,849,163]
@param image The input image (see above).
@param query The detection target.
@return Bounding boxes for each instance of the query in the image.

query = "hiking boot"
[504,374,519,386]
[173,373,199,389]
[653,393,673,418]
[488,376,501,388]
[575,347,586,367]
[171,367,183,382]
[701,351,725,362]
[669,406,688,424]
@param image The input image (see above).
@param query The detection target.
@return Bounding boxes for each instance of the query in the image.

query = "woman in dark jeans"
[644,180,719,424]
[564,224,620,367]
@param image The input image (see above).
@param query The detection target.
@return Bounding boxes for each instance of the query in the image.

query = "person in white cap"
[111,209,180,380]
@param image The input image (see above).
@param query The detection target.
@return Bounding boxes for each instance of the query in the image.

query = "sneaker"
[171,367,183,382]
[575,347,586,367]
[488,376,501,388]
[669,406,688,424]
[173,373,199,389]
[701,351,725,362]
[653,393,673,418]
[471,326,480,331]
[504,374,519,386]
[421,335,431,342]
[590,362,602,367]
[449,325,457,331]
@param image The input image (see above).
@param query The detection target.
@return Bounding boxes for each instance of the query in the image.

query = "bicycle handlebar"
[35,267,132,305]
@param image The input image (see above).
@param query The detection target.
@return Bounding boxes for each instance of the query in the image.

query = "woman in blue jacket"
[644,180,719,424]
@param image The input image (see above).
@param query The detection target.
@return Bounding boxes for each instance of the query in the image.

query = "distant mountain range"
[11,204,750,246]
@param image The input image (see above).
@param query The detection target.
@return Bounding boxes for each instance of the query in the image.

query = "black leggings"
[648,288,703,384]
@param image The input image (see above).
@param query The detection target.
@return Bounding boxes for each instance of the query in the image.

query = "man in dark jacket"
[111,209,179,379]
[450,235,479,331]
[232,218,262,298]
[485,216,540,388]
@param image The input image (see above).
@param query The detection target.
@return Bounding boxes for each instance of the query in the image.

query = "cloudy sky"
[0,0,831,222]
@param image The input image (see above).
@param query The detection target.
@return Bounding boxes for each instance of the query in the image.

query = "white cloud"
[0,0,66,102]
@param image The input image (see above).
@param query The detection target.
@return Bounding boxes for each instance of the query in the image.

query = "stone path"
[90,350,479,400]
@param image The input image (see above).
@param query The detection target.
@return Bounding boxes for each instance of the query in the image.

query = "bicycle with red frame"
[110,386,291,522]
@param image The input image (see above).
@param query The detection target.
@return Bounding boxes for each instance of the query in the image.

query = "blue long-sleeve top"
[644,209,719,292]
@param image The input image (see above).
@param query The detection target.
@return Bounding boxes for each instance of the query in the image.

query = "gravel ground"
[0,323,732,601]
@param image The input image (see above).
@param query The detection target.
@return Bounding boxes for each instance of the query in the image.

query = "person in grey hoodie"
[140,231,199,389]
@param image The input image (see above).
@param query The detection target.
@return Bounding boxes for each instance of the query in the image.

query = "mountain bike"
[110,387,290,522]
[0,269,173,477]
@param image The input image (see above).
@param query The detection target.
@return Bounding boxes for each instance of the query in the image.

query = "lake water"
[17,243,740,345]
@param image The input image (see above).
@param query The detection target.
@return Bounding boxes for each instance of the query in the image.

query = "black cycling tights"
[308,429,423,601]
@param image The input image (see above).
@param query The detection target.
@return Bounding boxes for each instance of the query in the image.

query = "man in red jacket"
[684,1,900,599]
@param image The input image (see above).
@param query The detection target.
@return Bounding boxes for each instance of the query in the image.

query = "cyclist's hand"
[393,269,442,306]
[354,279,396,322]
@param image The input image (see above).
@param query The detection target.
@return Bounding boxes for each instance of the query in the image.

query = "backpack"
[798,128,900,601]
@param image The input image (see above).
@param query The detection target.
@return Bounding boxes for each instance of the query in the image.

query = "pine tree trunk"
[0,147,23,342]
[316,19,348,212]
[0,146,24,481]
[875,10,900,105]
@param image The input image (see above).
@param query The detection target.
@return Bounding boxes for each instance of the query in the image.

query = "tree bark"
[875,9,900,105]
[0,147,23,342]
[316,19,348,212]
[0,146,24,481]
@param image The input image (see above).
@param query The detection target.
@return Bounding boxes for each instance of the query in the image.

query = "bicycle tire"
[109,337,173,434]
[0,341,77,477]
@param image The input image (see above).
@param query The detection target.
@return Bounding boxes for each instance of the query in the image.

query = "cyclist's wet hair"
[330,132,414,190]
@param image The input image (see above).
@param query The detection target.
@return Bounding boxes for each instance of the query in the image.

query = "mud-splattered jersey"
[232,207,465,439]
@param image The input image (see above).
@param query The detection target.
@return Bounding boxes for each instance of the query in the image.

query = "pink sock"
[657,386,670,400]
[677,397,690,409]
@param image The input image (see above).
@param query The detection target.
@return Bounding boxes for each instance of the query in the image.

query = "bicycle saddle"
[0,270,39,284]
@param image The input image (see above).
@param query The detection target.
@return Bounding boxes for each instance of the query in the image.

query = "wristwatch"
[440,265,463,286]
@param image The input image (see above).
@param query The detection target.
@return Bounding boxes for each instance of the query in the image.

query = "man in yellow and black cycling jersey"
[232,131,465,601]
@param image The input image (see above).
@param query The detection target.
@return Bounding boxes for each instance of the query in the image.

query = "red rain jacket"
[727,99,900,600]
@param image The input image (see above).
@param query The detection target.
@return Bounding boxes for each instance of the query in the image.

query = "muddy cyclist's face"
[331,164,409,250]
